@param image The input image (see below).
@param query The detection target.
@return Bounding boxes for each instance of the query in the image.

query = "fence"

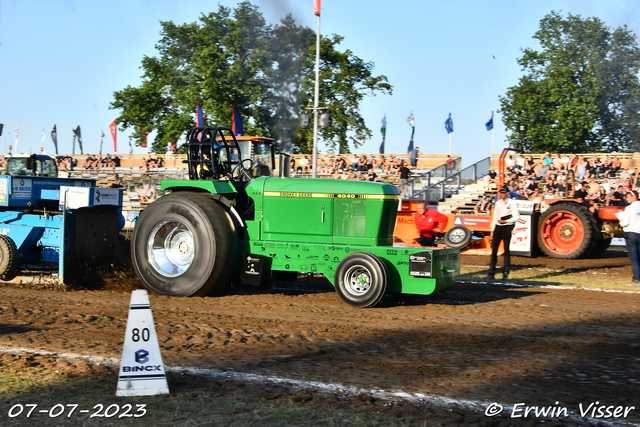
[408,157,491,202]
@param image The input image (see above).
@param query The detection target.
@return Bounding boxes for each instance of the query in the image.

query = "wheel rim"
[540,211,585,254]
[147,219,196,277]
[449,229,467,244]
[343,265,372,296]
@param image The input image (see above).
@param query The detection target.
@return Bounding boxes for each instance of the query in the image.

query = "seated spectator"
[83,154,95,170]
[601,178,612,195]
[0,155,5,169]
[112,154,121,167]
[610,185,627,206]
[524,155,537,173]
[147,155,159,171]
[104,153,115,169]
[366,169,378,182]
[334,154,346,171]
[529,188,542,207]
[139,157,149,173]
[156,156,164,168]
[111,173,123,188]
[487,168,497,186]
[300,155,311,173]
[542,152,553,169]
[332,169,343,180]
[140,183,156,203]
[319,158,328,175]
[474,195,493,214]
[573,181,588,203]
[543,187,556,200]
[610,156,622,174]
[506,155,516,172]
[348,154,359,171]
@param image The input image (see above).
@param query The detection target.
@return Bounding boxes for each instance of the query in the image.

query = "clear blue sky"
[1,1,639,167]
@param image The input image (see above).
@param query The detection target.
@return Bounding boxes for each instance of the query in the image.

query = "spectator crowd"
[494,152,638,213]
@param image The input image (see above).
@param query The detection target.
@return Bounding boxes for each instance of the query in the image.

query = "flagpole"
[491,128,495,154]
[449,134,452,155]
[311,12,321,179]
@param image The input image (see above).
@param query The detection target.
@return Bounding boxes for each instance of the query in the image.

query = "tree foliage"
[499,11,640,153]
[110,1,390,154]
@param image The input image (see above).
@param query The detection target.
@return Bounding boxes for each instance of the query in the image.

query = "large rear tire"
[334,252,388,308]
[537,202,597,259]
[0,234,18,279]
[131,192,239,297]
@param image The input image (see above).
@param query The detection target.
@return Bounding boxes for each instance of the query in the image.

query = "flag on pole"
[379,114,387,154]
[196,103,204,127]
[314,0,321,16]
[485,110,494,131]
[407,112,415,152]
[109,119,117,152]
[75,125,83,154]
[141,129,148,148]
[72,127,77,155]
[51,124,58,155]
[41,127,46,153]
[445,113,454,134]
[14,126,19,154]
[232,106,244,136]
[100,130,105,154]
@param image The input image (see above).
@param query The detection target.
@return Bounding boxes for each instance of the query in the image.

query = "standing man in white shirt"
[619,190,640,287]
[487,185,520,280]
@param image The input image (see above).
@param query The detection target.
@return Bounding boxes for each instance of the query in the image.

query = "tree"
[110,1,390,154]
[499,11,640,153]
[295,34,392,154]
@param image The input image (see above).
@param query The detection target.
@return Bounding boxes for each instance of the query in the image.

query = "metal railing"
[405,157,491,202]
[396,158,461,198]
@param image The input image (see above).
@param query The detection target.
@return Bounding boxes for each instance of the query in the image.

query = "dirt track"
[1,252,639,425]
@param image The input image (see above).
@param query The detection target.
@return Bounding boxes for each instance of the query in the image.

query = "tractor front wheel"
[131,192,239,297]
[335,252,388,308]
[537,203,597,259]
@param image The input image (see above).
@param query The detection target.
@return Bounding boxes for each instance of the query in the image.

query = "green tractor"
[131,126,459,308]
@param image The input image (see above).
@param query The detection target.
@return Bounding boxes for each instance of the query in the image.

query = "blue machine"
[0,175,124,283]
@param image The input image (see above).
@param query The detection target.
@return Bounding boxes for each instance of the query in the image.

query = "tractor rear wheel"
[537,202,598,259]
[335,252,388,308]
[131,192,239,297]
[0,234,18,279]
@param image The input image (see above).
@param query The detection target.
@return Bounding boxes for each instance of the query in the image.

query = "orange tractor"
[394,149,625,259]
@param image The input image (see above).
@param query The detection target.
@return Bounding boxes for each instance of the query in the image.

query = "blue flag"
[445,113,453,134]
[485,110,494,131]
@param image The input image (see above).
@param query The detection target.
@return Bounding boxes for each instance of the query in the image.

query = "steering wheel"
[231,158,254,181]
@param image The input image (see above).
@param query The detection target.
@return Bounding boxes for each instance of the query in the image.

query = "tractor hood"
[255,177,399,246]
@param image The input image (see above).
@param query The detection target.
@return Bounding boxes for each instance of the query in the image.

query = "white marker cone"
[116,289,169,396]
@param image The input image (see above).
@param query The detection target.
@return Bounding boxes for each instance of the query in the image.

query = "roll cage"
[184,126,252,183]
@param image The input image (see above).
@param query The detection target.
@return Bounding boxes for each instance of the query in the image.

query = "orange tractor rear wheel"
[537,202,599,259]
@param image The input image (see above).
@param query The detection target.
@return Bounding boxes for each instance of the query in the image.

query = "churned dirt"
[0,252,639,426]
